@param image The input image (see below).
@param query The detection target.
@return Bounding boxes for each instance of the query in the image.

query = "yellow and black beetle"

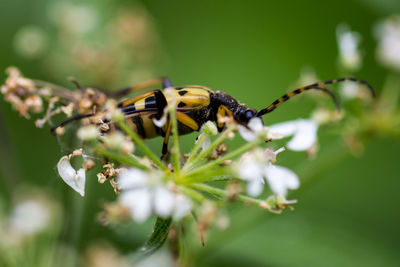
[52,77,375,158]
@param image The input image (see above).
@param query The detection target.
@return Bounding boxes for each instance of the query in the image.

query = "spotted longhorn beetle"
[52,77,375,158]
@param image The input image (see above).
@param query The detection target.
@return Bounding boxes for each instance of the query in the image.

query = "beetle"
[52,77,375,158]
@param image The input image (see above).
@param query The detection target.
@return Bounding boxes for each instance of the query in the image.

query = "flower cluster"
[118,168,192,222]
[375,15,400,71]
[336,23,362,71]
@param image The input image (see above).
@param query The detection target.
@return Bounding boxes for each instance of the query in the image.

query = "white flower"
[264,165,299,196]
[236,150,265,196]
[13,25,48,59]
[118,168,192,222]
[57,155,86,196]
[49,2,98,34]
[77,125,99,140]
[234,148,299,197]
[172,194,193,220]
[269,119,318,151]
[154,186,175,218]
[340,82,360,100]
[375,15,400,71]
[195,121,218,151]
[238,117,269,141]
[202,121,218,135]
[336,23,362,71]
[9,199,50,235]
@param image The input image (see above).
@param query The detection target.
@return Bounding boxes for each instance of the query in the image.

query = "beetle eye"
[245,110,255,120]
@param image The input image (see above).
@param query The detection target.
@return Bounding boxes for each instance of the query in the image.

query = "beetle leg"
[161,113,198,159]
[161,119,172,159]
[216,105,233,132]
[176,112,199,131]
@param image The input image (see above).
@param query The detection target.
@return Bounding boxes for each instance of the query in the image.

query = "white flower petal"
[238,117,265,141]
[120,189,152,223]
[57,156,86,196]
[118,168,147,190]
[237,125,257,141]
[237,159,264,182]
[173,194,192,220]
[75,169,86,196]
[287,119,318,151]
[337,24,361,70]
[265,165,299,196]
[201,121,218,135]
[247,179,264,197]
[201,136,211,151]
[154,187,175,218]
[375,16,400,71]
[196,133,211,151]
[248,117,264,131]
[268,120,298,138]
[269,119,318,151]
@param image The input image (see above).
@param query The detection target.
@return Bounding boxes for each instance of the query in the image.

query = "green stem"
[178,186,206,203]
[94,146,148,169]
[190,183,265,206]
[187,141,257,176]
[169,107,181,176]
[115,120,166,171]
[183,125,235,171]
[182,167,232,183]
[183,132,208,167]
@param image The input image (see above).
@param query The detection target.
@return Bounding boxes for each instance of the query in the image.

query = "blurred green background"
[0,0,399,266]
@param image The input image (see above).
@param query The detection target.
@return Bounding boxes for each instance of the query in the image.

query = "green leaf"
[138,217,172,258]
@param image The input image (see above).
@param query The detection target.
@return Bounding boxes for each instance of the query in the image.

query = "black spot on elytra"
[178,101,186,108]
[178,90,188,96]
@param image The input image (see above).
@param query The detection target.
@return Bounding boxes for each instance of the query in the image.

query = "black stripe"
[144,96,156,109]
[282,94,289,101]
[132,116,146,138]
[154,90,168,119]
[121,105,136,114]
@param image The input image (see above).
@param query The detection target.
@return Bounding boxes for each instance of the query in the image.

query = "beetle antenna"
[67,76,83,90]
[257,77,376,116]
[51,113,94,133]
